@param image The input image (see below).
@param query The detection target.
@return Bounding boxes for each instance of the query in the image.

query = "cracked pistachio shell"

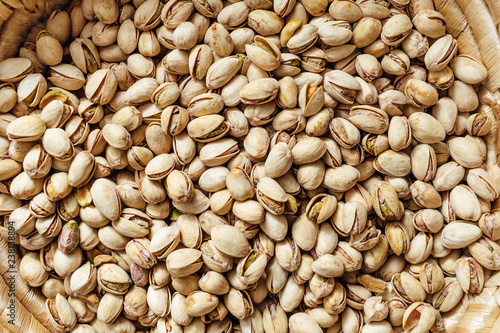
[150,226,180,259]
[432,277,463,312]
[17,73,47,107]
[319,20,352,46]
[413,209,443,234]
[410,144,437,182]
[145,153,175,180]
[349,105,389,134]
[381,14,412,46]
[46,294,77,332]
[428,66,455,90]
[199,138,239,167]
[69,38,101,74]
[204,22,233,57]
[329,118,360,149]
[188,44,213,80]
[48,64,85,91]
[468,237,500,270]
[402,302,436,332]
[467,168,499,201]
[335,200,367,236]
[112,208,152,238]
[466,113,491,137]
[455,257,484,294]
[324,70,361,104]
[334,241,362,272]
[372,182,403,221]
[378,90,406,116]
[85,69,117,105]
[355,54,382,81]
[126,237,157,269]
[150,82,179,109]
[236,249,268,285]
[305,193,337,224]
[188,92,224,117]
[392,272,426,303]
[298,82,324,117]
[187,114,229,143]
[410,180,441,209]
[161,105,189,136]
[405,80,439,108]
[412,9,446,38]
[450,185,481,221]
[286,24,318,54]
[246,36,281,72]
[274,53,301,77]
[424,34,458,72]
[239,78,279,105]
[0,58,33,83]
[418,261,445,294]
[381,49,410,76]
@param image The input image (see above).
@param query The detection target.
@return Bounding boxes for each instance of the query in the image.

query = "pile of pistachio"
[0,0,497,332]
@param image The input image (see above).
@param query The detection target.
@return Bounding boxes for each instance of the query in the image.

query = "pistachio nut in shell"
[46,294,77,332]
[185,291,219,317]
[211,225,250,258]
[7,116,46,142]
[0,58,33,83]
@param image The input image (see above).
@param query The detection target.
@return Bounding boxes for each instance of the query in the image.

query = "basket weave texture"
[1,0,500,332]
